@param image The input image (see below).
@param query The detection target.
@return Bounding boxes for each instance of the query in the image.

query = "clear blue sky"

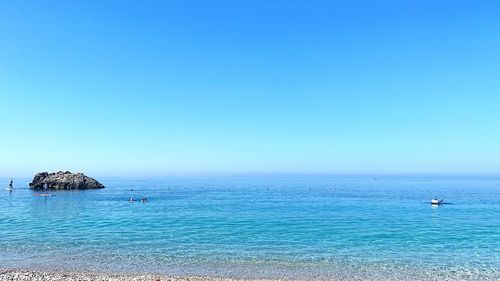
[1,0,499,177]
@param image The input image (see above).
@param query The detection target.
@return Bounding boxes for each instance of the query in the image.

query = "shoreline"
[1,266,499,281]
[0,269,286,281]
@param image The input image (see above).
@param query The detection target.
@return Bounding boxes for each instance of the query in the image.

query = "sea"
[0,175,499,280]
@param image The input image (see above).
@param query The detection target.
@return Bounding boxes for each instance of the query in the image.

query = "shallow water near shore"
[0,175,499,280]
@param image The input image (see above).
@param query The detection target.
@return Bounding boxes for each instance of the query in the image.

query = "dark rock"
[29,171,105,190]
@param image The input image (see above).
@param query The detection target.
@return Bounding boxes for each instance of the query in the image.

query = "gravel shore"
[0,269,282,281]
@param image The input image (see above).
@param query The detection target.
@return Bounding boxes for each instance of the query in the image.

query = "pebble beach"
[0,269,282,281]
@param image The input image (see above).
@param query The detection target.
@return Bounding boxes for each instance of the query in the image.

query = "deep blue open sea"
[0,175,499,280]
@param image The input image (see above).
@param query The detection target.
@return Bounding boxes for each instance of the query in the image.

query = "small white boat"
[431,199,443,205]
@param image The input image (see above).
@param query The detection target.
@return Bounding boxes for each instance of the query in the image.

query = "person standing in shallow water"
[9,179,13,189]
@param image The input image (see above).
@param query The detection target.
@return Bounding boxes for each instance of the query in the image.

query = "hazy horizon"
[0,170,500,180]
[2,0,499,176]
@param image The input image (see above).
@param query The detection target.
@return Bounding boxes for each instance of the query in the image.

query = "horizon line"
[3,172,500,180]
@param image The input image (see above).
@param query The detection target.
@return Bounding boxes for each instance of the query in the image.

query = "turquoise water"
[0,176,499,280]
